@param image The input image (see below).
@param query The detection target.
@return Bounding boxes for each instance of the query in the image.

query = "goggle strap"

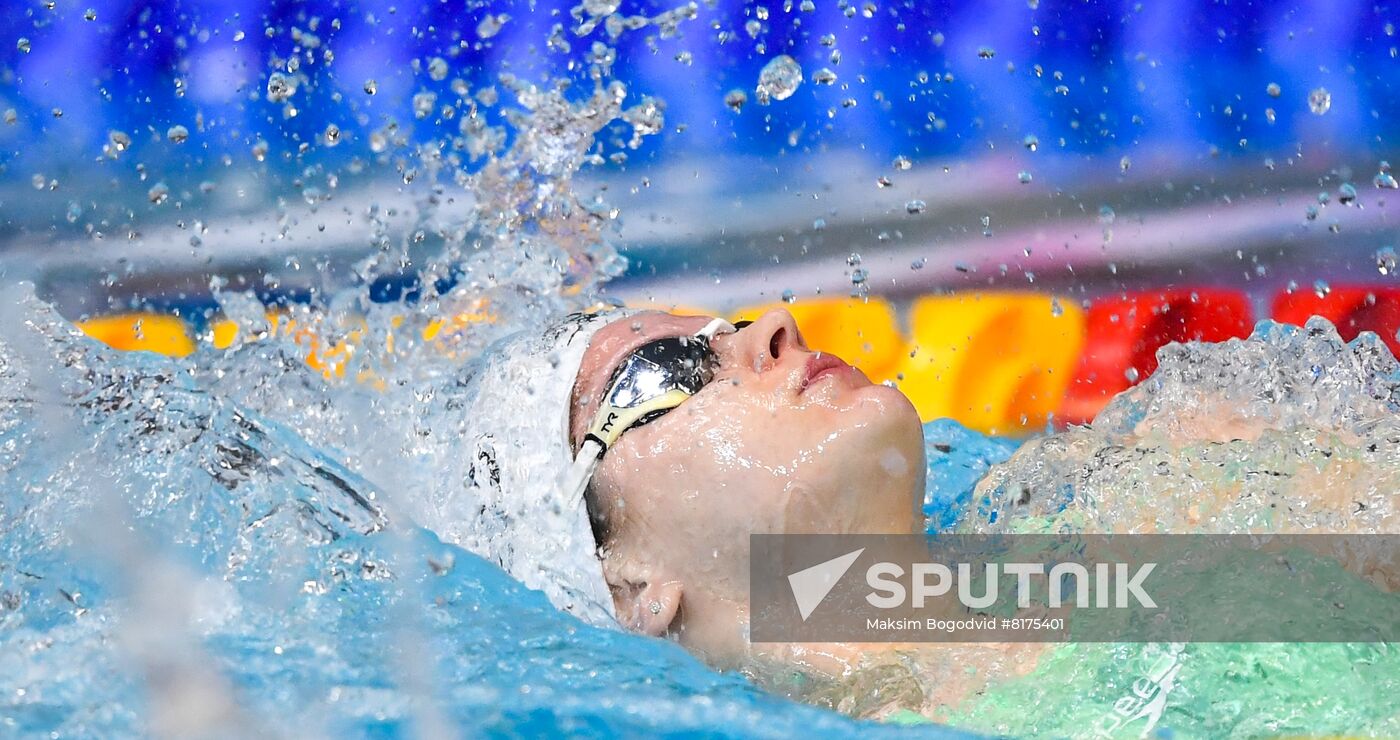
[566,318,734,517]
[563,438,604,508]
[695,317,736,340]
[585,388,693,450]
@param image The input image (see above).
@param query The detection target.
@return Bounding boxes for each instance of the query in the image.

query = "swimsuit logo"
[1091,644,1184,738]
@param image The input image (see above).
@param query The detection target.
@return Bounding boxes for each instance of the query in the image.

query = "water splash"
[963,318,1400,534]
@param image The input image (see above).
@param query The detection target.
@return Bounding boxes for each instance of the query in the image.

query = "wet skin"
[569,309,926,666]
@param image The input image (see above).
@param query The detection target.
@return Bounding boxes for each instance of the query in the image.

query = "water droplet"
[1050,298,1063,317]
[147,182,170,204]
[800,0,815,10]
[583,0,620,15]
[906,199,927,214]
[781,289,796,303]
[1338,182,1358,206]
[724,88,747,111]
[1314,280,1332,298]
[1017,170,1033,184]
[65,201,83,223]
[323,123,342,146]
[363,79,378,95]
[1308,87,1331,115]
[476,14,508,39]
[31,174,45,190]
[1304,204,1319,221]
[233,30,245,42]
[1375,247,1397,276]
[107,130,129,152]
[1266,82,1281,98]
[745,19,762,37]
[251,140,269,162]
[266,72,295,102]
[910,257,926,270]
[756,55,803,104]
[413,91,438,119]
[166,124,189,143]
[1098,205,1116,225]
[812,68,837,85]
[1119,155,1131,174]
[2,109,15,125]
[1374,161,1398,189]
[850,268,868,284]
[427,57,449,81]
[1023,134,1039,152]
[876,176,892,189]
[16,38,31,53]
[892,155,912,171]
[977,46,995,59]
[1124,367,1140,383]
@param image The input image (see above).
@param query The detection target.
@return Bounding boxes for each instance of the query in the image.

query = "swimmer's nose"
[729,309,805,372]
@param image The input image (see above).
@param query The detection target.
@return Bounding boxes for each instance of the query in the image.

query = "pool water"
[3,1,1399,734]
[5,285,1396,737]
[0,288,978,738]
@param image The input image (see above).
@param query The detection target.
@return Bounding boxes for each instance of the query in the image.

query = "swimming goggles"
[562,317,735,506]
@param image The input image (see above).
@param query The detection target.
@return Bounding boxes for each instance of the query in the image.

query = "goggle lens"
[605,336,719,409]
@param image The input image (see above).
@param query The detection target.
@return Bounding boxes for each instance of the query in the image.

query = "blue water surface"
[0,334,999,739]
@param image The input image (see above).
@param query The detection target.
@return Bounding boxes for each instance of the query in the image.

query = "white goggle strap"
[696,317,736,340]
[563,438,603,509]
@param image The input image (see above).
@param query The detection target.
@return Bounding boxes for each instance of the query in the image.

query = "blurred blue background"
[3,0,1395,165]
[0,0,1397,316]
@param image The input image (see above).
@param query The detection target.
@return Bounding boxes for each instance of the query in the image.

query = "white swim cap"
[433,309,636,626]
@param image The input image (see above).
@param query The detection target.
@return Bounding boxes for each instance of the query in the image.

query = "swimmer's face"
[570,309,924,647]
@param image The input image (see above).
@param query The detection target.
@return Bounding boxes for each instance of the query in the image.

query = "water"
[964,317,1399,535]
[762,320,1400,738]
[756,55,804,104]
[4,0,1400,735]
[6,286,1398,737]
[0,289,968,738]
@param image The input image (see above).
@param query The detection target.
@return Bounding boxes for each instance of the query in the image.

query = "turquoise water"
[8,297,1395,738]
[0,302,983,738]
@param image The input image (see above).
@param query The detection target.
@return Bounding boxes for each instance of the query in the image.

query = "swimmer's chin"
[852,379,920,414]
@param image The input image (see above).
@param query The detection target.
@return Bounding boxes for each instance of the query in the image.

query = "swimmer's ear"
[604,558,683,636]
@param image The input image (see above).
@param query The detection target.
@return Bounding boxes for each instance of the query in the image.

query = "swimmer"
[461,306,1399,736]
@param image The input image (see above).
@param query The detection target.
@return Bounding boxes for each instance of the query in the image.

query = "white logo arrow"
[788,548,865,621]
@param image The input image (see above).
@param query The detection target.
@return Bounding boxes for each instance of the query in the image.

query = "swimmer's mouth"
[800,352,855,394]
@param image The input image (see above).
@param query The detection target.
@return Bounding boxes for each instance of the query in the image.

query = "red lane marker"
[1060,289,1253,426]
